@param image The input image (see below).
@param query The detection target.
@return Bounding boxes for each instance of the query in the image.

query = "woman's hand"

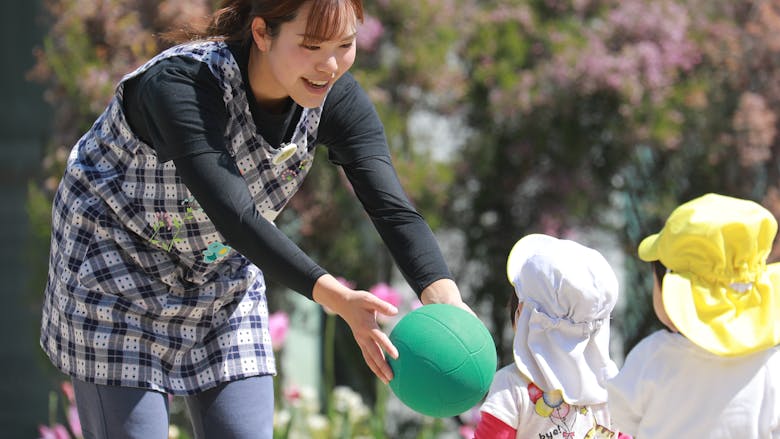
[420,278,475,316]
[312,274,399,384]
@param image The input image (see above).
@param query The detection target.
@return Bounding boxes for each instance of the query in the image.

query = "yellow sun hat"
[638,193,780,356]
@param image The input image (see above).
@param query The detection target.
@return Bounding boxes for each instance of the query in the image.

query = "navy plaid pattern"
[40,41,323,394]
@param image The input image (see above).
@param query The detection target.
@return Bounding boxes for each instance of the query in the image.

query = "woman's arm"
[340,155,456,294]
[320,74,470,311]
[123,58,326,297]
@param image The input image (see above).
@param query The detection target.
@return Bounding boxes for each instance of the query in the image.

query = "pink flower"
[60,381,75,404]
[458,425,475,439]
[369,282,401,308]
[38,424,70,439]
[283,384,301,403]
[370,282,402,325]
[268,311,290,351]
[459,405,482,426]
[67,406,81,438]
[357,14,384,51]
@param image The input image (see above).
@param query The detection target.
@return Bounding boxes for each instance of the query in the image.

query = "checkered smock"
[41,41,324,394]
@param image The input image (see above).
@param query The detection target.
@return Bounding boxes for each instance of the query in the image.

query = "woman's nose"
[317,54,338,76]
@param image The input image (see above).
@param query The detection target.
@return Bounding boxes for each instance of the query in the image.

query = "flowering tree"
[450,0,780,357]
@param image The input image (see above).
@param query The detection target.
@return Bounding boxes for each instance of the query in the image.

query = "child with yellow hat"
[606,193,780,437]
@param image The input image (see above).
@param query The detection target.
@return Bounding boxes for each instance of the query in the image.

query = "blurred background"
[5,0,780,437]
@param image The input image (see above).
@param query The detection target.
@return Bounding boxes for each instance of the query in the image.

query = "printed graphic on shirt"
[584,425,617,439]
[528,383,616,439]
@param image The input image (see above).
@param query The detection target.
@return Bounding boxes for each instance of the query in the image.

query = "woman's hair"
[167,0,364,44]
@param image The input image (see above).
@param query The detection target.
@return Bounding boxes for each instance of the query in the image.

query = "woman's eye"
[302,44,320,50]
[340,42,354,49]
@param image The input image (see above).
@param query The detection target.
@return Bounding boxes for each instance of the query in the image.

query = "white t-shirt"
[480,363,616,438]
[606,330,780,438]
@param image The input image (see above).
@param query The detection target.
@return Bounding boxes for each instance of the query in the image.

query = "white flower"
[273,408,291,429]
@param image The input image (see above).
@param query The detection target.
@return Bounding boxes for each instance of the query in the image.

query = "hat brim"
[638,233,660,261]
[506,234,557,286]
[661,263,780,356]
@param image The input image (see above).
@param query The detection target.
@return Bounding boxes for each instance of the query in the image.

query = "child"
[474,234,626,438]
[606,193,780,437]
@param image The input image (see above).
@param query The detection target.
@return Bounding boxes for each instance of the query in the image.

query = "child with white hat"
[474,234,629,438]
[606,193,780,438]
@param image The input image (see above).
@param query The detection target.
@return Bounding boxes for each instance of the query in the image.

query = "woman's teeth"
[306,78,328,88]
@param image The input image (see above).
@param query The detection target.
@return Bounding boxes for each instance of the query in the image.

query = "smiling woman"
[39,0,472,438]
[244,0,358,109]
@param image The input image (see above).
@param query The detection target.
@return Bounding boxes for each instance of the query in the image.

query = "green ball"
[387,304,497,418]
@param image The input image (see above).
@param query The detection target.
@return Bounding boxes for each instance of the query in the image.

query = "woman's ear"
[251,16,271,51]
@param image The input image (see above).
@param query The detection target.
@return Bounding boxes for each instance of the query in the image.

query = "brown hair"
[508,289,519,326]
[652,260,667,286]
[167,0,364,44]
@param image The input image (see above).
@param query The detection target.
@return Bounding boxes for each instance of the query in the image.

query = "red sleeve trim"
[473,411,517,439]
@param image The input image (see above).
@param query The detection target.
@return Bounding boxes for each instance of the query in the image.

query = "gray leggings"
[72,375,275,439]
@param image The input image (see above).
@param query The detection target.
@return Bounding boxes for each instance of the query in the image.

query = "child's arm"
[473,412,516,439]
[475,366,525,438]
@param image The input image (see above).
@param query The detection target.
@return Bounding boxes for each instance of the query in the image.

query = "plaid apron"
[41,41,323,394]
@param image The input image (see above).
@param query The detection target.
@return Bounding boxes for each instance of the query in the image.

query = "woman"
[40,0,468,437]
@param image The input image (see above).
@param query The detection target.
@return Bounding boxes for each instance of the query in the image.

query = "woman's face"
[251,1,358,109]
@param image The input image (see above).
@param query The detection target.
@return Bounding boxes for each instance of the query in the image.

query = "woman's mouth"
[304,78,330,89]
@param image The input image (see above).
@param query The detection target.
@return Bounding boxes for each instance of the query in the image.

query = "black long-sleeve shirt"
[121,42,452,299]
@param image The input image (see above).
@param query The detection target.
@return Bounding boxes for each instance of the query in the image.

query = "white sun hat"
[506,234,619,405]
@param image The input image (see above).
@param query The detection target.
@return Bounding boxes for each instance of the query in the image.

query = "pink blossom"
[38,424,70,439]
[67,406,82,438]
[369,282,401,308]
[733,92,777,166]
[488,5,534,29]
[283,384,301,403]
[370,283,402,325]
[60,381,75,404]
[268,311,290,351]
[459,425,476,438]
[357,14,384,51]
[459,405,482,426]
